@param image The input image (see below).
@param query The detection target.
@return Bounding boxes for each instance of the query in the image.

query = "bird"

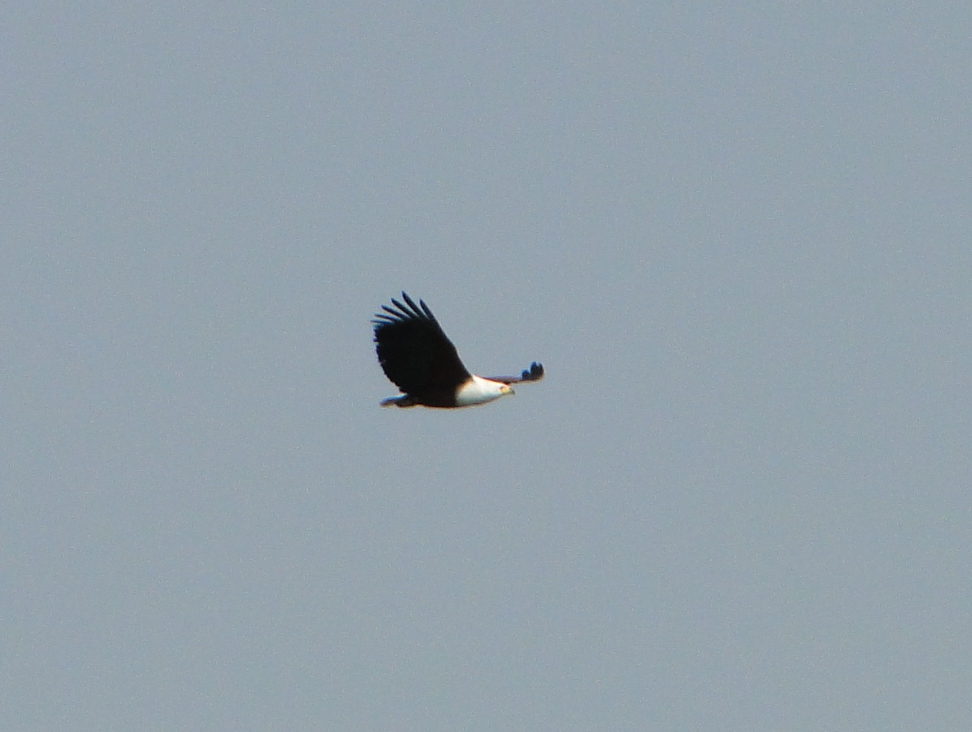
[372,292,544,408]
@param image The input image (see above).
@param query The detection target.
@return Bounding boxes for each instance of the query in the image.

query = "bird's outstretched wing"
[486,361,545,384]
[372,292,471,395]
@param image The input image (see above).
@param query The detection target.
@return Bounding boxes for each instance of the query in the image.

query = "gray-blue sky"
[3,3,970,730]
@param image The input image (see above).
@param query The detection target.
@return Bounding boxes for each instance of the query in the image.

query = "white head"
[455,375,514,407]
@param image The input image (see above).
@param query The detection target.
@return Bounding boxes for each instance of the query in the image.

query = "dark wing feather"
[372,292,471,395]
[486,361,545,384]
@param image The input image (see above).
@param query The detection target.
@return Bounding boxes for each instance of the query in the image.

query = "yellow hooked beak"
[500,384,515,396]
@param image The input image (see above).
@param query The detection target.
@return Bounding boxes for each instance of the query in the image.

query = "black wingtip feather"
[373,292,439,335]
[522,362,544,380]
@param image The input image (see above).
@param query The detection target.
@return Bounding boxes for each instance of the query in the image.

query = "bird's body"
[372,293,544,409]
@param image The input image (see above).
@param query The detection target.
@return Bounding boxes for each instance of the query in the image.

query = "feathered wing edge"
[485,361,545,384]
[371,292,440,329]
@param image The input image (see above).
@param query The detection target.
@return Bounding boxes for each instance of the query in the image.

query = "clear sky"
[3,3,970,730]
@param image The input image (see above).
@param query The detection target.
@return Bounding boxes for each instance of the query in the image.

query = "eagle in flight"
[372,292,544,408]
